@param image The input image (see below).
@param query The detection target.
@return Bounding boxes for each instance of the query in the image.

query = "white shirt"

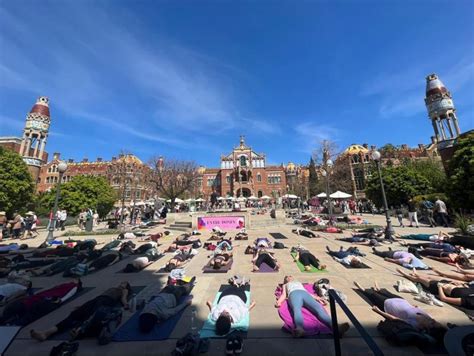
[286,281,306,295]
[435,200,447,214]
[132,257,150,268]
[210,295,248,324]
[0,283,27,298]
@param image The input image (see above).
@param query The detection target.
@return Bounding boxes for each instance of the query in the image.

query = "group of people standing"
[399,197,449,228]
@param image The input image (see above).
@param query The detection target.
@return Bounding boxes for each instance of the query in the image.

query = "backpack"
[172,333,210,356]
[377,319,435,346]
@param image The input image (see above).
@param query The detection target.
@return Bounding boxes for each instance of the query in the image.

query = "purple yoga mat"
[274,284,332,336]
[255,262,277,273]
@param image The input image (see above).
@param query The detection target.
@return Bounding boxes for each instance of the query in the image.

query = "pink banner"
[197,216,245,231]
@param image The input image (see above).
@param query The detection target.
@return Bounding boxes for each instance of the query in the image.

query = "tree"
[330,155,355,193]
[407,159,446,193]
[379,144,397,158]
[308,157,319,197]
[0,147,35,216]
[150,157,198,211]
[446,131,474,210]
[365,165,433,208]
[40,175,117,217]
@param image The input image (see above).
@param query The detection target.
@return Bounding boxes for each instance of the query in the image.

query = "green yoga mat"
[291,252,328,273]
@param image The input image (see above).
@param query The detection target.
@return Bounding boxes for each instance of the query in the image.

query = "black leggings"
[255,253,276,269]
[218,286,247,304]
[419,248,444,258]
[300,230,316,238]
[361,288,400,310]
[373,250,395,259]
[55,296,118,332]
[161,284,193,302]
[299,252,320,268]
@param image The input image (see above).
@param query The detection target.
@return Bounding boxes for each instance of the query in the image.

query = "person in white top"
[0,282,31,305]
[207,284,256,335]
[275,275,349,338]
[434,198,449,227]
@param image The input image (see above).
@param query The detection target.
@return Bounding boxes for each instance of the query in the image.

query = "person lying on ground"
[292,228,319,238]
[63,251,122,277]
[123,247,163,273]
[211,227,227,237]
[30,281,131,341]
[353,281,446,338]
[0,280,32,305]
[432,267,474,283]
[338,236,382,246]
[291,246,326,271]
[2,280,82,326]
[409,247,471,267]
[234,229,248,240]
[407,241,460,253]
[394,231,451,243]
[326,245,365,258]
[139,277,196,332]
[396,268,474,309]
[207,283,256,336]
[275,275,349,338]
[0,244,29,254]
[372,247,429,270]
[142,231,170,242]
[253,237,272,248]
[164,246,198,272]
[252,247,280,271]
[133,242,158,255]
[30,256,86,276]
[326,246,366,268]
[165,235,201,252]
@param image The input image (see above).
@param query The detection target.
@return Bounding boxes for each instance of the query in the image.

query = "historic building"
[424,73,462,168]
[195,137,307,199]
[36,153,153,204]
[0,97,51,181]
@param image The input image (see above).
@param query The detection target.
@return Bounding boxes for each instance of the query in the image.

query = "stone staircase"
[166,221,192,232]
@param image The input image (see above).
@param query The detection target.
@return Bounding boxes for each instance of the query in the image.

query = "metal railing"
[329,289,384,356]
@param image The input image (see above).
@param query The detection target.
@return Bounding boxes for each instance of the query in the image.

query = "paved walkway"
[2,213,467,355]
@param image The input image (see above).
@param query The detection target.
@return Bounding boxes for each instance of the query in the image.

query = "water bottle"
[190,307,197,335]
[129,294,137,313]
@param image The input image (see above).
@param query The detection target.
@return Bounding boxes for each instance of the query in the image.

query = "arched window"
[258,190,263,198]
[352,155,360,163]
[257,173,262,182]
[240,156,247,167]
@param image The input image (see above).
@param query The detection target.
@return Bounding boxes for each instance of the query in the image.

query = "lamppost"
[321,159,333,224]
[371,150,395,241]
[46,161,68,242]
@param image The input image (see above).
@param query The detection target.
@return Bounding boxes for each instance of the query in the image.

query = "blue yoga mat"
[112,295,191,341]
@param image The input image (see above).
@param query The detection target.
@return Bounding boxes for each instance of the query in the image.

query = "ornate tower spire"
[424,74,461,142]
[239,135,245,148]
[19,96,51,180]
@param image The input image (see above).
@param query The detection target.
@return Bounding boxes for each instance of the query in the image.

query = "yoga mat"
[200,284,250,338]
[112,295,192,342]
[340,261,371,269]
[269,233,288,240]
[254,262,277,273]
[290,252,328,273]
[0,326,21,355]
[50,286,145,340]
[116,255,164,273]
[203,258,233,273]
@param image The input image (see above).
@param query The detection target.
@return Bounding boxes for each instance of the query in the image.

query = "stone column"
[33,137,40,158]
[19,132,27,156]
[438,117,447,141]
[452,113,461,136]
[431,119,440,141]
[446,117,454,139]
[39,137,46,161]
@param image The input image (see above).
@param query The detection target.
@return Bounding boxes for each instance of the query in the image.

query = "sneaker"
[226,336,235,355]
[233,336,243,354]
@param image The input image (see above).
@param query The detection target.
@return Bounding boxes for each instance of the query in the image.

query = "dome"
[29,96,50,117]
[286,162,296,171]
[117,154,143,165]
[197,166,206,174]
[425,73,448,97]
[343,144,369,155]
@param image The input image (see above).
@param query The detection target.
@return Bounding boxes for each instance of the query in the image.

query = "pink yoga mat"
[274,284,332,336]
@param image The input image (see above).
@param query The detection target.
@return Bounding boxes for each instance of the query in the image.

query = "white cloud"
[293,122,340,153]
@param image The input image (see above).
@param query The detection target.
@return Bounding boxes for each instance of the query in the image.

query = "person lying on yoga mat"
[372,248,429,270]
[252,247,280,271]
[2,280,82,326]
[133,242,158,255]
[143,231,170,242]
[432,266,474,283]
[139,277,195,333]
[395,231,451,242]
[30,281,131,341]
[0,280,32,305]
[207,283,256,336]
[353,281,446,338]
[30,256,87,276]
[291,246,326,271]
[0,243,29,254]
[234,230,248,240]
[165,235,201,252]
[275,276,350,338]
[164,247,198,272]
[0,255,58,276]
[407,241,460,253]
[292,228,319,238]
[396,268,474,309]
[326,246,365,268]
[410,247,471,267]
[337,236,382,246]
[87,251,122,272]
[123,247,162,273]
[253,237,272,248]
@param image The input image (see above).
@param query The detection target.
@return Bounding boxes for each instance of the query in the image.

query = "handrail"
[329,289,384,356]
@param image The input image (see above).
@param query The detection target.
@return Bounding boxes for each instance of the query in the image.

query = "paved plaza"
[3,213,466,356]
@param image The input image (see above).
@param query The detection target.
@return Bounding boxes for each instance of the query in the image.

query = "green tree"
[41,175,117,217]
[0,147,35,216]
[379,143,397,158]
[366,165,433,208]
[308,157,319,197]
[407,159,446,193]
[446,131,474,210]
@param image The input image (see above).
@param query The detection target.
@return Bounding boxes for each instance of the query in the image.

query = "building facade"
[195,137,307,200]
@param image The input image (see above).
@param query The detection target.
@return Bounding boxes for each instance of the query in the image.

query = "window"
[207,178,215,187]
[226,175,231,184]
[197,178,203,187]
[46,177,50,183]
[258,190,263,198]
[135,191,141,199]
[353,167,365,190]
[48,167,52,173]
[125,190,131,198]
[257,174,262,182]
[240,156,247,167]
[267,174,281,184]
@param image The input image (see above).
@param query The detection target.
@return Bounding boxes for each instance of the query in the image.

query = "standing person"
[357,200,363,216]
[59,210,67,231]
[434,197,449,228]
[407,199,419,228]
[0,211,7,241]
[9,213,23,239]
[93,210,99,227]
[23,212,38,239]
[78,210,86,230]
[395,206,404,228]
[421,197,436,227]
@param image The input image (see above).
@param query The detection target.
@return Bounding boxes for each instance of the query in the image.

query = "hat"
[26,211,34,215]
[0,211,5,215]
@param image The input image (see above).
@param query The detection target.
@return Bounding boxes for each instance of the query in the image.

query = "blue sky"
[1,0,473,167]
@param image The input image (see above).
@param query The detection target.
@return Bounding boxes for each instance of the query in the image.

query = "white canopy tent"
[217,197,225,201]
[283,194,298,199]
[184,198,196,203]
[248,196,258,200]
[237,197,247,202]
[260,195,271,200]
[166,198,184,203]
[316,192,327,198]
[195,198,205,202]
[226,197,236,201]
[330,191,352,199]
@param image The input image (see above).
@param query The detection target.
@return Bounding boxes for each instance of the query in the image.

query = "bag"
[192,240,202,249]
[396,280,418,294]
[172,333,207,356]
[377,319,435,346]
[273,242,285,249]
[245,246,255,255]
[49,341,79,356]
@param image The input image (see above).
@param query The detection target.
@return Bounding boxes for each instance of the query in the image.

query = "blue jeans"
[288,290,331,329]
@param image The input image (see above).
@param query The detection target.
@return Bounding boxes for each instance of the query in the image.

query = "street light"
[371,150,395,241]
[322,159,334,224]
[46,161,68,242]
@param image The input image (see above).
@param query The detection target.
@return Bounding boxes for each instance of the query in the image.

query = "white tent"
[195,198,205,202]
[134,201,146,206]
[260,195,271,200]
[316,192,327,198]
[166,198,184,203]
[330,191,352,199]
[283,194,298,199]
[217,197,225,201]
[248,195,258,200]
[237,197,247,201]
[226,197,236,201]
[184,198,195,203]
